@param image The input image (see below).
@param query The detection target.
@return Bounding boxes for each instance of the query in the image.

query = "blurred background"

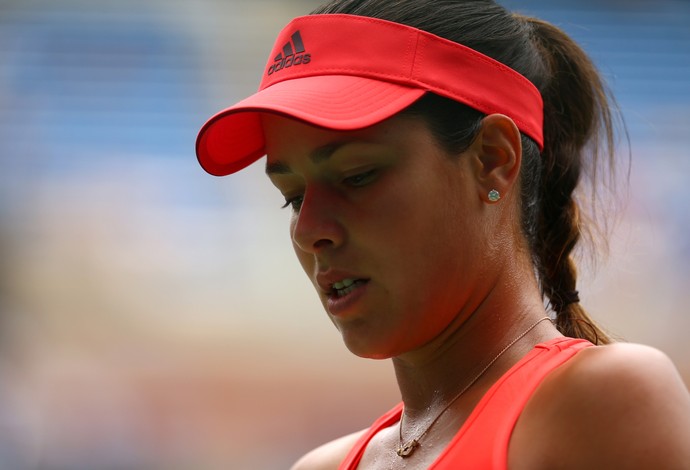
[0,0,688,468]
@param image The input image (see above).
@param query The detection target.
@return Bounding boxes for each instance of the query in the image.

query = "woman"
[196,1,690,468]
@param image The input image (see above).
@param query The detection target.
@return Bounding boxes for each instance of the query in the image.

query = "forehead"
[261,112,432,165]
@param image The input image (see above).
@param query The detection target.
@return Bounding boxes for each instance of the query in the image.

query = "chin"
[340,332,401,361]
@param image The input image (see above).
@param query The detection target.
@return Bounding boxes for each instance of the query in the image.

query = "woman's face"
[263,113,491,359]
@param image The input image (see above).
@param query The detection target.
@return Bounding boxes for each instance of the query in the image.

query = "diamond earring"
[488,189,501,202]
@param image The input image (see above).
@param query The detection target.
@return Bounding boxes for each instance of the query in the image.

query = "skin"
[261,112,690,469]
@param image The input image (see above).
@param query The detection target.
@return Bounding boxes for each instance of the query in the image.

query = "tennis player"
[196,1,690,468]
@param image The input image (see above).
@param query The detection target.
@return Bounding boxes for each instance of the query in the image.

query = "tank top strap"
[431,337,592,469]
[338,402,403,470]
[339,337,592,470]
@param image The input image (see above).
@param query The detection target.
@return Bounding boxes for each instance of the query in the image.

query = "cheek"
[374,175,466,252]
[380,180,476,308]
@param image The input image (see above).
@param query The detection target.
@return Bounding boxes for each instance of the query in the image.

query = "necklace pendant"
[396,439,419,458]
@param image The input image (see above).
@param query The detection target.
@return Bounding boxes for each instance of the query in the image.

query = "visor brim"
[196,75,425,176]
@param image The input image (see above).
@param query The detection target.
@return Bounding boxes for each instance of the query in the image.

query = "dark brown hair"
[312,0,622,344]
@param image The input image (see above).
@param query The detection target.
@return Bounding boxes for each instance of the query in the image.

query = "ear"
[469,114,522,204]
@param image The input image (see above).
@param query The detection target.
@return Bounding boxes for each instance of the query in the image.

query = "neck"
[391,274,560,420]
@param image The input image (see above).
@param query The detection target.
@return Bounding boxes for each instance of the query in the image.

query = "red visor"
[196,14,544,176]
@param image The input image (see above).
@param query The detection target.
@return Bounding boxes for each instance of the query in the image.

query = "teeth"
[332,278,356,290]
[331,278,364,297]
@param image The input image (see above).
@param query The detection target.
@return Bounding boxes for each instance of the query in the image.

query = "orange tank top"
[339,337,592,469]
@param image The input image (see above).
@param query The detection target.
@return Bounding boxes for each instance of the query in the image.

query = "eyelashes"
[279,169,379,213]
[281,195,303,212]
[343,169,377,187]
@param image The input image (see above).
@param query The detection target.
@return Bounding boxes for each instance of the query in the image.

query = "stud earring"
[488,189,501,202]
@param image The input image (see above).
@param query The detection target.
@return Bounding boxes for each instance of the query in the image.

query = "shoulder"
[511,342,690,469]
[558,342,689,411]
[290,429,366,470]
[561,341,685,390]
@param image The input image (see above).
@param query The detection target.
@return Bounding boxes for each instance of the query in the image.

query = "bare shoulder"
[567,342,688,391]
[564,343,690,413]
[290,429,366,470]
[511,342,690,469]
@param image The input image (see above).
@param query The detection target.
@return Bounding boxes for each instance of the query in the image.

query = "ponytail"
[517,15,618,344]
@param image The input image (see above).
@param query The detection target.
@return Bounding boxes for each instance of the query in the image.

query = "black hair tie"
[554,290,580,313]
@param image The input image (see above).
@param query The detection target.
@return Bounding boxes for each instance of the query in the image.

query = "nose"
[291,185,345,254]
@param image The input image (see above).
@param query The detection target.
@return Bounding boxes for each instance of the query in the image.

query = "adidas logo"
[267,31,311,76]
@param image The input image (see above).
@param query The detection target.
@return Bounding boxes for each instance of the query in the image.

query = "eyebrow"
[265,140,353,175]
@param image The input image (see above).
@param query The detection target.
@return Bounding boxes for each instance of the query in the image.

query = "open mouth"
[330,278,368,298]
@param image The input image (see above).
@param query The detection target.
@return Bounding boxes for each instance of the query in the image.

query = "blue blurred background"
[0,0,688,468]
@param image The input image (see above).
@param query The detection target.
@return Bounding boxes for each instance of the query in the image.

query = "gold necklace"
[396,316,551,458]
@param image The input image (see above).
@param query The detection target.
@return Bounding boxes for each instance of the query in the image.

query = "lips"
[317,270,371,317]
